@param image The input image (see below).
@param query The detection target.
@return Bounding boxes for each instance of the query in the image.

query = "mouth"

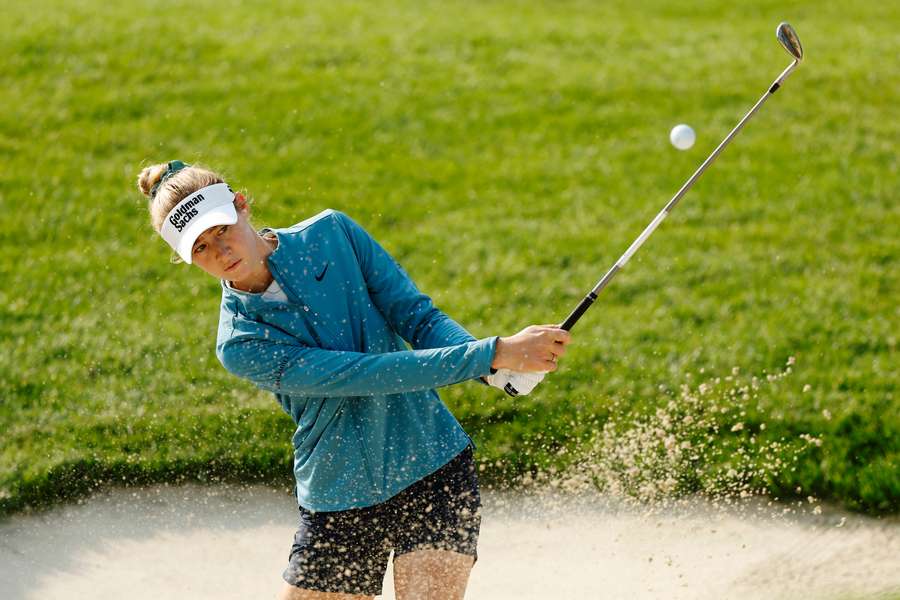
[224,259,241,272]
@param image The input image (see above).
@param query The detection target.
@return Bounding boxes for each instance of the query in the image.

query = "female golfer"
[138,160,571,600]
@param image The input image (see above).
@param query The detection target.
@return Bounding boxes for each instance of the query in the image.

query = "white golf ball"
[670,124,696,150]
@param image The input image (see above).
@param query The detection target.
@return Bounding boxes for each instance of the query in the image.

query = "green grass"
[1,0,897,516]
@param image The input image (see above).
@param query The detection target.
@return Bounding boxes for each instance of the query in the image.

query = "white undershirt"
[225,275,288,302]
[260,278,289,303]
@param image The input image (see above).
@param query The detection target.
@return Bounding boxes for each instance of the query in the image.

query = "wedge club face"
[777,22,803,61]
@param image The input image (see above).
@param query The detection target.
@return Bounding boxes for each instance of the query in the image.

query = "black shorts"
[282,446,481,595]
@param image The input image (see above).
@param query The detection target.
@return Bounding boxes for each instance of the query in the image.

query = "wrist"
[491,337,509,370]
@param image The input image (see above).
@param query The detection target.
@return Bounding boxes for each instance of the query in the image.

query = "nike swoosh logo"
[314,263,329,282]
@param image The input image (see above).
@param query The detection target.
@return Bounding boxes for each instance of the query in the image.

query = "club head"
[776,22,803,62]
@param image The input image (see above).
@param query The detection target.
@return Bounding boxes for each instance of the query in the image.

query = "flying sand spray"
[504,22,805,396]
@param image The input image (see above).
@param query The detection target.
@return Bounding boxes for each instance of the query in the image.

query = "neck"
[228,234,277,293]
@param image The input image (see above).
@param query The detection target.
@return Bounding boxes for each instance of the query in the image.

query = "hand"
[484,369,544,397]
[492,324,571,373]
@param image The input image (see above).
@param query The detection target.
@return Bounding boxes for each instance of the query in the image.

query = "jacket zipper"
[270,254,380,495]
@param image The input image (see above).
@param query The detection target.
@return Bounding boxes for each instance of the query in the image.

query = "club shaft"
[560,59,799,332]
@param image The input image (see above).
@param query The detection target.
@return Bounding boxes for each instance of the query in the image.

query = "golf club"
[504,22,804,397]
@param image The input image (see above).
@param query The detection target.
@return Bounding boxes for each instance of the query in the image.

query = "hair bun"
[137,164,168,198]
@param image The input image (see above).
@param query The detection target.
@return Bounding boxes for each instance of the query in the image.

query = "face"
[189,198,270,284]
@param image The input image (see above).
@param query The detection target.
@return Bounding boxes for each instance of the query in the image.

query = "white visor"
[160,183,238,264]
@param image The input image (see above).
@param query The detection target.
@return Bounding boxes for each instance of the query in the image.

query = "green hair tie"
[149,160,191,198]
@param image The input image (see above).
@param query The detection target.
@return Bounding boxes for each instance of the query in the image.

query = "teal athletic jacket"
[216,209,498,512]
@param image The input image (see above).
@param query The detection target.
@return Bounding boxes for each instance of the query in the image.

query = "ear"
[234,192,250,215]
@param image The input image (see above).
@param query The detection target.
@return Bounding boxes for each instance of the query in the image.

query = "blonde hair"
[136,162,225,233]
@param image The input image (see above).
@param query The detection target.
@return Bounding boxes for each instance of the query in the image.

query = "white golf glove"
[484,369,545,397]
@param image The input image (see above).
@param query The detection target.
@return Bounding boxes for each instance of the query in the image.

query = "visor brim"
[176,203,238,264]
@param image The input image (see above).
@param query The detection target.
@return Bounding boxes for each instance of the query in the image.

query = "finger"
[552,345,566,358]
[519,356,550,373]
[535,325,566,339]
[537,324,570,335]
[545,328,571,344]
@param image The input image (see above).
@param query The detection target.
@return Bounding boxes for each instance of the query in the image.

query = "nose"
[210,237,231,261]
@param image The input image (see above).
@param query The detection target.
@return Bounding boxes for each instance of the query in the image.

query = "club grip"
[560,293,597,331]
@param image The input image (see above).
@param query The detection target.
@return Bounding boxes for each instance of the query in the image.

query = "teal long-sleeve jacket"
[216,209,498,511]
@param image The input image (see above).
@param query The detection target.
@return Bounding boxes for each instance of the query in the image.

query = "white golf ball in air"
[670,124,696,150]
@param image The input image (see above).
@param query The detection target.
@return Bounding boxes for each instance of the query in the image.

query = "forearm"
[408,306,477,349]
[221,336,499,398]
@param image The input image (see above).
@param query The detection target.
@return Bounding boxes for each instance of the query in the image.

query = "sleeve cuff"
[475,336,499,385]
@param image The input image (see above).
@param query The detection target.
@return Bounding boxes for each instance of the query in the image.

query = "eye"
[193,243,206,254]
[218,225,229,235]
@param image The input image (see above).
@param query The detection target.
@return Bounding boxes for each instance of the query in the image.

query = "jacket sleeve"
[333,211,481,350]
[217,315,499,398]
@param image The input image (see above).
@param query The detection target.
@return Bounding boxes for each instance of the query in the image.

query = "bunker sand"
[1,484,897,600]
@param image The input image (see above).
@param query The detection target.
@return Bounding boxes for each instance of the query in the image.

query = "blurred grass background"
[0,0,897,515]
